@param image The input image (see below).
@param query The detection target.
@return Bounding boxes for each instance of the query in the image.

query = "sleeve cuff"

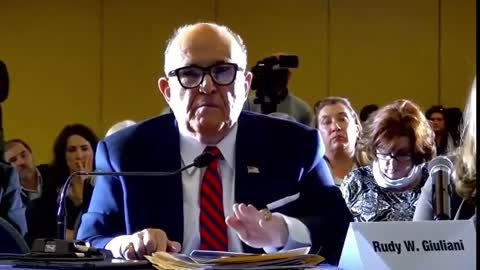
[263,213,312,253]
[105,235,131,258]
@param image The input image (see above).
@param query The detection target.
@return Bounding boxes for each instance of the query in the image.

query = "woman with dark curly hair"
[48,123,98,240]
[425,105,458,155]
[414,78,476,222]
[340,99,436,222]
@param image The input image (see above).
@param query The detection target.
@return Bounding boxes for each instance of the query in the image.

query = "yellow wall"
[0,0,476,163]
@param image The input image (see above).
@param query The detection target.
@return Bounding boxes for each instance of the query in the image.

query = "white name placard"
[338,220,476,270]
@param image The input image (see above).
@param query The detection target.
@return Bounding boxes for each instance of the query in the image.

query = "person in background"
[105,120,136,137]
[77,22,352,265]
[4,139,57,244]
[341,99,436,221]
[243,54,313,126]
[414,78,476,222]
[444,107,463,147]
[0,162,27,237]
[49,124,98,240]
[267,112,298,122]
[359,104,378,127]
[425,105,457,155]
[313,97,365,186]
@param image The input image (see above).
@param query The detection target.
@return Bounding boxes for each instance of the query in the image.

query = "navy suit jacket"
[77,112,352,264]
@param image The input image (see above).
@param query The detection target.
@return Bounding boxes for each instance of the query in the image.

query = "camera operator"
[243,54,313,126]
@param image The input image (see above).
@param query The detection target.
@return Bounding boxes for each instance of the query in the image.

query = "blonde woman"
[314,97,365,186]
[414,78,476,221]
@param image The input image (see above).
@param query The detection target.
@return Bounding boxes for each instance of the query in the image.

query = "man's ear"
[158,77,171,102]
[243,71,253,99]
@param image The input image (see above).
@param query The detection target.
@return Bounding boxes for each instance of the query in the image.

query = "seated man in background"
[4,139,57,244]
[77,22,352,265]
[0,162,27,237]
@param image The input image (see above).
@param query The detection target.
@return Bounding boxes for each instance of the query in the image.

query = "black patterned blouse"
[340,164,429,222]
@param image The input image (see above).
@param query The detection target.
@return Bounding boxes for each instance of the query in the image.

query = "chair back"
[0,217,29,254]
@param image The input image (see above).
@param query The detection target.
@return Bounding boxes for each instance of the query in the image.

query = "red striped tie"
[199,146,228,251]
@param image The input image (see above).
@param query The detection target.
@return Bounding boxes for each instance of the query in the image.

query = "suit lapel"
[234,113,254,205]
[235,113,267,253]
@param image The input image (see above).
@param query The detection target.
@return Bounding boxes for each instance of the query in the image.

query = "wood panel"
[0,0,101,163]
[329,0,439,112]
[101,0,215,134]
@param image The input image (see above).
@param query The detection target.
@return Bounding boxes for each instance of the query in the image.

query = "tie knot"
[204,146,222,159]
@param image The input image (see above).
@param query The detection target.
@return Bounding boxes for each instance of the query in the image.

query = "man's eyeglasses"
[167,63,243,89]
[375,152,412,162]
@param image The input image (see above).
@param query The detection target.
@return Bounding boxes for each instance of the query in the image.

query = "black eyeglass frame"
[167,63,244,89]
[375,151,413,162]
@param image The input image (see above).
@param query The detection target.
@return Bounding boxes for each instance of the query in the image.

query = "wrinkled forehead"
[165,26,245,73]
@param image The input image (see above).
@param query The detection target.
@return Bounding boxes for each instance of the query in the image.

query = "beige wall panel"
[101,0,215,134]
[216,0,329,107]
[1,0,101,163]
[329,0,439,112]
[439,0,476,109]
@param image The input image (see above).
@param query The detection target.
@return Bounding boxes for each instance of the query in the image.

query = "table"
[0,259,340,269]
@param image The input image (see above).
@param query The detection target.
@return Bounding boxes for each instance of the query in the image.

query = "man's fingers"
[226,216,248,238]
[123,242,136,260]
[131,233,146,258]
[236,203,262,224]
[246,204,262,219]
[142,231,157,255]
[167,240,181,253]
[233,203,241,219]
[238,203,250,219]
[154,229,168,252]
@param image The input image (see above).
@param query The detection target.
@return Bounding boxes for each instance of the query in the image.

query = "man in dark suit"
[0,162,27,237]
[4,139,58,244]
[77,22,352,264]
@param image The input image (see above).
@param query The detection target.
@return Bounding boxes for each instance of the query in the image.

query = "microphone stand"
[56,168,195,239]
[30,151,216,258]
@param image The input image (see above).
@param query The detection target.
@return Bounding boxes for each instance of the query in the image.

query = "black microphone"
[56,150,217,239]
[429,156,454,220]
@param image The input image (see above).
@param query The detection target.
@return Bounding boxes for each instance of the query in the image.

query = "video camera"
[250,55,299,114]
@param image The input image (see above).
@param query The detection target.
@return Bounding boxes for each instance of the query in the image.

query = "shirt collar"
[179,124,238,174]
[20,168,43,196]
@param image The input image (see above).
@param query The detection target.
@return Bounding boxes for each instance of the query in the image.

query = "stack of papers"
[145,248,324,270]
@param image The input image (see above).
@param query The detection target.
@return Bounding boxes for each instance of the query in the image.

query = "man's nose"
[15,158,26,167]
[199,74,217,94]
[330,121,341,131]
